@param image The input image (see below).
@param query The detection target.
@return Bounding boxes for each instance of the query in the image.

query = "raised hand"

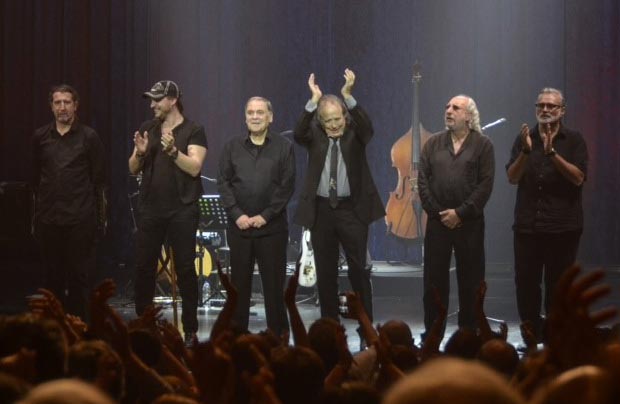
[90,279,117,339]
[133,130,149,154]
[546,264,617,370]
[161,130,175,154]
[28,288,65,322]
[308,73,322,104]
[341,68,356,99]
[542,123,553,153]
[520,123,532,153]
[158,319,187,358]
[188,339,235,404]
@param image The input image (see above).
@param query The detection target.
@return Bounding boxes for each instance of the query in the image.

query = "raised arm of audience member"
[519,320,539,354]
[65,314,88,340]
[159,319,191,362]
[139,317,197,390]
[0,347,37,384]
[187,336,235,404]
[129,304,163,332]
[241,343,282,404]
[511,349,556,400]
[284,263,309,347]
[420,286,448,361]
[374,325,405,393]
[210,261,239,341]
[89,278,117,339]
[28,288,81,345]
[545,264,617,371]
[343,291,378,347]
[324,324,355,388]
[245,365,283,404]
[91,279,173,401]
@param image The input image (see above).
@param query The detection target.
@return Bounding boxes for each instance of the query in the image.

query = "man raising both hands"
[294,69,384,338]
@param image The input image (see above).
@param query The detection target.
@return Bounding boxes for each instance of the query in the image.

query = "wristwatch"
[545,148,556,157]
[169,148,179,160]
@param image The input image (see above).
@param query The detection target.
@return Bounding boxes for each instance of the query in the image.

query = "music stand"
[197,195,229,307]
[198,194,228,230]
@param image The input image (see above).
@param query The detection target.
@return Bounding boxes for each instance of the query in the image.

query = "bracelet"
[545,148,556,157]
[169,148,179,160]
[135,152,145,159]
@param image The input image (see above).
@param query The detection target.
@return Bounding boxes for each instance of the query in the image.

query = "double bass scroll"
[385,63,431,240]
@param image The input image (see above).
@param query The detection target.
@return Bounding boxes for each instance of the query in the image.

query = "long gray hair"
[456,94,482,133]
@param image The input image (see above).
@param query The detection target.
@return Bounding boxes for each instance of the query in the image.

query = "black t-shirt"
[138,118,208,216]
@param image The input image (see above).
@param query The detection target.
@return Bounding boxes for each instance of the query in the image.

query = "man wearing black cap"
[129,80,208,343]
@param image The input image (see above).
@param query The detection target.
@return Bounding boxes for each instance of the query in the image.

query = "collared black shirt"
[32,121,105,225]
[418,130,495,220]
[506,124,587,233]
[218,131,295,236]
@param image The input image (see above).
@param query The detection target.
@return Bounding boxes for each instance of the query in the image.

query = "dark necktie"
[329,139,338,208]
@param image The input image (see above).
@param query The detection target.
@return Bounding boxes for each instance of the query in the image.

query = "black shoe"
[184,332,197,347]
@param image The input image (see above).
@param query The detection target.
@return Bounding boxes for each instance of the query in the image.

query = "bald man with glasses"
[506,87,588,342]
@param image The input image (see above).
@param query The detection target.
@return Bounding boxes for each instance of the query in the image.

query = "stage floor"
[1,255,618,351]
[108,261,620,350]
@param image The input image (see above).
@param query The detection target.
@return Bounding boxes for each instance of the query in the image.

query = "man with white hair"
[418,95,495,341]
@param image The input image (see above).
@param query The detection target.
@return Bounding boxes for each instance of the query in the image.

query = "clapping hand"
[341,68,355,100]
[308,73,322,104]
[520,123,532,154]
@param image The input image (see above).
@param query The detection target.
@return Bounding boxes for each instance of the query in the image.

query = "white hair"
[538,87,565,106]
[455,94,482,133]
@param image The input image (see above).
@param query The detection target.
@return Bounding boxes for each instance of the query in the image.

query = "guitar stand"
[155,244,179,328]
[205,247,230,308]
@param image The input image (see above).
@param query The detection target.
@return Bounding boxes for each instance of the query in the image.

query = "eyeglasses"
[535,103,563,111]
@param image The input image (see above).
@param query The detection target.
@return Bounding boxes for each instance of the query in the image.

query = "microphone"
[481,118,507,131]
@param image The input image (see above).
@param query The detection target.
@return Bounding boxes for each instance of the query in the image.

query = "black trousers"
[134,203,199,333]
[514,230,581,338]
[228,229,289,335]
[35,218,95,320]
[423,217,485,336]
[312,197,373,321]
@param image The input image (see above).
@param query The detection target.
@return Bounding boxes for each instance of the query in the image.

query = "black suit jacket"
[293,104,385,228]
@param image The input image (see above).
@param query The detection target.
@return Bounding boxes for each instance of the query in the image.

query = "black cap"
[143,80,181,101]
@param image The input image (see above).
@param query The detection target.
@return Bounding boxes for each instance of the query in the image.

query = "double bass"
[385,63,431,240]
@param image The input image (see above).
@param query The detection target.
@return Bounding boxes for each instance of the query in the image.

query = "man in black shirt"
[218,96,295,335]
[418,95,495,340]
[506,88,587,340]
[32,84,106,319]
[129,80,208,343]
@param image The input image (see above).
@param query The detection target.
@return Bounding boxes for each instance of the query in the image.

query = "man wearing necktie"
[293,69,385,333]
